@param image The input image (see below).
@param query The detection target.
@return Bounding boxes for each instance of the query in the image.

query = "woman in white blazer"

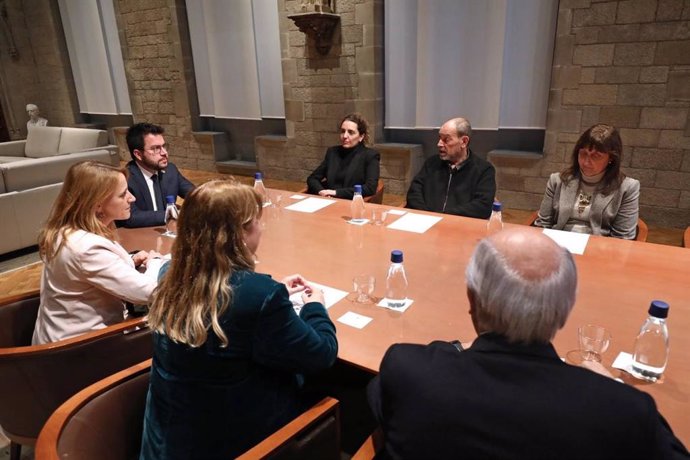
[535,124,640,240]
[32,161,158,344]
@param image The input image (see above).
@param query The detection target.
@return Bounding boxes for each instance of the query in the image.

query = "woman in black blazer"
[306,113,380,199]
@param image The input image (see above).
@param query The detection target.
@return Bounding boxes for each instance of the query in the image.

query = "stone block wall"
[114,0,213,170]
[497,0,690,228]
[256,135,291,181]
[375,143,424,195]
[275,0,384,183]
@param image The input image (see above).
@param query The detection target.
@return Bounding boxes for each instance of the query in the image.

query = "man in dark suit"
[405,117,496,219]
[116,123,194,228]
[368,227,688,460]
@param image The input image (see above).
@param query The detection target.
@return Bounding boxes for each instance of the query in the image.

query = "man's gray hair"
[454,118,472,138]
[26,103,38,111]
[465,238,577,344]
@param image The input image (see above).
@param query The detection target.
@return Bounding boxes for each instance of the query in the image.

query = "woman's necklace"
[577,190,592,215]
[577,172,603,215]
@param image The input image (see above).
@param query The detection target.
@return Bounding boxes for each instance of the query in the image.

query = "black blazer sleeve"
[405,158,431,210]
[306,151,331,194]
[174,166,195,198]
[117,162,194,228]
[335,147,380,199]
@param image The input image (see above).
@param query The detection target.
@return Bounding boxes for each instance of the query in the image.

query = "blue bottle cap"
[492,201,502,212]
[390,250,403,263]
[165,195,175,204]
[254,172,263,180]
[648,300,669,318]
[354,184,362,194]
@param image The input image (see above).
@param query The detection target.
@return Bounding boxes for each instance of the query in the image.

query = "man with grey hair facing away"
[405,117,496,219]
[368,227,688,459]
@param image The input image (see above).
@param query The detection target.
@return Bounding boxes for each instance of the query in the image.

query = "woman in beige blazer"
[32,161,158,344]
[535,124,640,240]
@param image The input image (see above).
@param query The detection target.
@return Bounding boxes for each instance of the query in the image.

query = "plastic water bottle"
[631,300,670,382]
[350,184,366,223]
[386,250,408,308]
[487,201,503,235]
[253,172,272,207]
[163,195,178,237]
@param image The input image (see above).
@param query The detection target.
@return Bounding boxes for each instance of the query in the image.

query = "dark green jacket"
[140,270,338,460]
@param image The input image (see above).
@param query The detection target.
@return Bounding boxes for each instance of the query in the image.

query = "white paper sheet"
[387,212,442,234]
[612,351,634,373]
[338,311,373,329]
[376,297,414,312]
[285,197,336,213]
[347,218,370,226]
[542,229,590,255]
[386,209,407,216]
[290,194,306,199]
[144,254,172,281]
[289,281,348,314]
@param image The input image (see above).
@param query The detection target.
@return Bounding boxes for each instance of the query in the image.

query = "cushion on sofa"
[13,182,63,249]
[0,149,114,192]
[0,139,27,158]
[0,191,22,255]
[25,126,62,158]
[58,128,108,154]
[0,157,27,164]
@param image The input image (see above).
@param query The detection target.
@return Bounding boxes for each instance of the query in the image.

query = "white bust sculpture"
[26,103,48,129]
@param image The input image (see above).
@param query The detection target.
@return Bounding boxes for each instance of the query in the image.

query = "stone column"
[272,0,384,182]
[495,0,690,227]
[0,0,80,138]
[114,0,214,170]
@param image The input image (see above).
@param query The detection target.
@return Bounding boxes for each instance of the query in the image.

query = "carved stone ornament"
[287,12,340,55]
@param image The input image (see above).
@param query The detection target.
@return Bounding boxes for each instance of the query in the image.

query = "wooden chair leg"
[9,441,21,460]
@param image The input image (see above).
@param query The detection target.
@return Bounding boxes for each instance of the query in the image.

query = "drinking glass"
[353,274,375,303]
[272,192,284,209]
[578,324,611,362]
[371,208,387,226]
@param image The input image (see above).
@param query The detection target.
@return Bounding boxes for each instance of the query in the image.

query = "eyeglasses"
[144,144,168,155]
[578,149,608,162]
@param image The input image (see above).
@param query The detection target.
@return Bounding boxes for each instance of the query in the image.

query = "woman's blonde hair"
[39,161,126,262]
[147,179,262,347]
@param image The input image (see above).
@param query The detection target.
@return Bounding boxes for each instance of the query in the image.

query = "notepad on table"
[285,197,335,213]
[387,212,442,234]
[289,282,348,314]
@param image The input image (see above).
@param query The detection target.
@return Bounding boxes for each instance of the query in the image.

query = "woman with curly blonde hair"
[32,161,157,344]
[140,179,337,460]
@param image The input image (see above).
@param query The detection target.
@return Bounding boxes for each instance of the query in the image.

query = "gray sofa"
[0,126,118,255]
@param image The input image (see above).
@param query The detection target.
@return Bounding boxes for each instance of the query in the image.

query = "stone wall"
[497,0,690,228]
[275,0,384,182]
[0,0,80,139]
[114,0,214,170]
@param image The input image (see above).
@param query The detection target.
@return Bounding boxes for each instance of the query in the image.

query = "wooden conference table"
[118,192,690,445]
